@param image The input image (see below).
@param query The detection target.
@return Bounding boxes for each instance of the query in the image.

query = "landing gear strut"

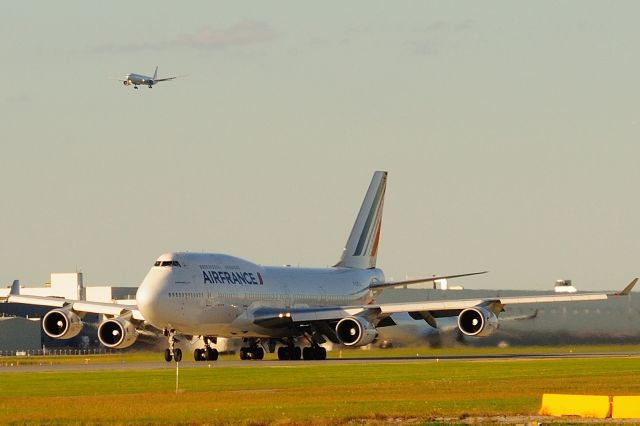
[163,329,182,362]
[194,336,219,361]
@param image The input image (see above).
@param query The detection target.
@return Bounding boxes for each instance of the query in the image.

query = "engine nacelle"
[98,317,138,349]
[457,306,499,337]
[42,308,83,339]
[335,316,378,346]
[123,80,130,86]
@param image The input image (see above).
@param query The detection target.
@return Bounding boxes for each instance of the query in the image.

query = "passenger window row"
[168,292,202,298]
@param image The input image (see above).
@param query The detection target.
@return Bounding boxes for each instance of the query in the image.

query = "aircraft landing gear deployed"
[277,340,302,360]
[239,339,264,360]
[302,345,327,360]
[194,336,219,361]
[163,329,182,362]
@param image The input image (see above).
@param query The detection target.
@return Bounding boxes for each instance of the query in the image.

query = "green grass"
[4,343,640,365]
[2,352,640,425]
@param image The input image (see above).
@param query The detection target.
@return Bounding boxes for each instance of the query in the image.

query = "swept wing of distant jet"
[2,172,635,363]
[120,66,179,89]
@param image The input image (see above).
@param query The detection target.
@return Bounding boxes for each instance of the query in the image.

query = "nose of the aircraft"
[136,269,170,328]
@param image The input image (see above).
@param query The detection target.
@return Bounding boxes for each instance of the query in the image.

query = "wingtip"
[615,278,637,296]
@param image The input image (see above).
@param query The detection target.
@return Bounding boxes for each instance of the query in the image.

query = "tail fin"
[153,66,158,80]
[9,280,20,296]
[335,171,387,269]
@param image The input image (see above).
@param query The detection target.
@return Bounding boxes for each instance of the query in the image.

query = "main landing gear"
[275,344,326,360]
[239,339,264,360]
[302,345,327,360]
[277,342,301,360]
[194,336,219,361]
[235,338,328,361]
[163,329,182,362]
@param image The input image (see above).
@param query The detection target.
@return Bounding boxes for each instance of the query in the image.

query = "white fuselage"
[124,73,154,87]
[136,252,385,337]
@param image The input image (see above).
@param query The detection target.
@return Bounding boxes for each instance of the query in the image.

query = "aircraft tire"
[206,348,218,361]
[164,349,172,362]
[240,347,248,360]
[194,348,203,361]
[315,347,327,360]
[277,347,287,360]
[303,347,314,360]
[174,348,182,362]
[254,347,264,360]
[293,346,301,360]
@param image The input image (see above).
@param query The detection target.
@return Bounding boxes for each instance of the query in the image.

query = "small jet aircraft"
[2,172,636,363]
[121,66,178,89]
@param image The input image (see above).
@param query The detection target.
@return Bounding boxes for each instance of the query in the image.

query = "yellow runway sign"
[539,394,611,419]
[612,396,640,419]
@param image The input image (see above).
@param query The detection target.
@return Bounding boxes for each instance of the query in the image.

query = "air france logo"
[203,270,264,286]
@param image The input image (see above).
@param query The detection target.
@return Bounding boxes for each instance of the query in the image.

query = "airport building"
[0,273,137,353]
[0,317,41,353]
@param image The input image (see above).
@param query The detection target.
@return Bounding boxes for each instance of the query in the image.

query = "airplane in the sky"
[121,66,178,89]
[2,172,635,363]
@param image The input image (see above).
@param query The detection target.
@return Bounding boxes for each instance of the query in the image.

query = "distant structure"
[0,317,40,352]
[0,273,137,302]
[0,273,138,351]
[554,279,577,293]
[399,277,464,290]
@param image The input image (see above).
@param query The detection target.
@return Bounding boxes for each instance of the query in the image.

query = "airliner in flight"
[3,172,635,362]
[121,66,178,89]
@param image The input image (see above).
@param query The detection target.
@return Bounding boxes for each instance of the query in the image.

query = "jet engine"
[98,317,138,349]
[123,80,129,86]
[457,306,499,337]
[335,316,378,346]
[42,308,83,339]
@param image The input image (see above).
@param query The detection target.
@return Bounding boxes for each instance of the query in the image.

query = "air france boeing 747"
[3,172,635,362]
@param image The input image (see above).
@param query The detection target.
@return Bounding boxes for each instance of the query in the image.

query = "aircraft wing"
[3,294,144,320]
[253,279,636,331]
[154,76,178,82]
[287,292,607,322]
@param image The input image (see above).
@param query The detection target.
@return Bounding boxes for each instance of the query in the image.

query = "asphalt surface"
[2,351,640,373]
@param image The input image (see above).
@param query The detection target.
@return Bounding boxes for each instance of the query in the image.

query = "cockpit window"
[157,260,181,267]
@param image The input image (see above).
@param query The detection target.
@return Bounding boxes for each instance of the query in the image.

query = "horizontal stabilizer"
[613,278,637,296]
[369,271,488,290]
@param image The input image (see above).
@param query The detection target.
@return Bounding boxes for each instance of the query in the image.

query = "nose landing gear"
[163,329,182,362]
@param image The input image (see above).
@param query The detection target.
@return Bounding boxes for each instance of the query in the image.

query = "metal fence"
[0,348,114,357]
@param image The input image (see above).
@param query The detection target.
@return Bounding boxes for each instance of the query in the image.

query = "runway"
[2,351,640,373]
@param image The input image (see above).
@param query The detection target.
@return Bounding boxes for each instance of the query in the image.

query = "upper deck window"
[155,260,181,267]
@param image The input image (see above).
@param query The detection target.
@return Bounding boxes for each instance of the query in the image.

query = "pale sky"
[2,1,639,290]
